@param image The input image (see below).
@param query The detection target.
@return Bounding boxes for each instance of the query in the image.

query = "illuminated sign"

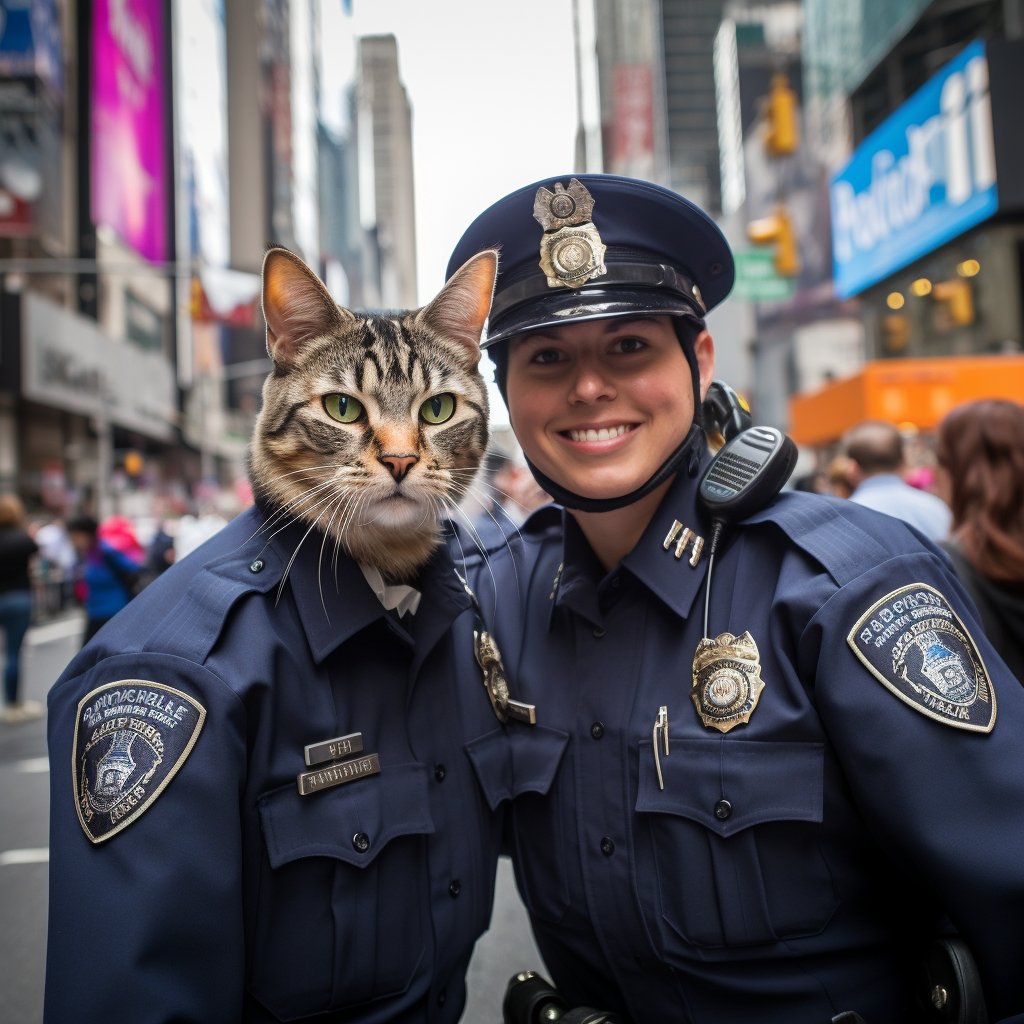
[830,40,997,298]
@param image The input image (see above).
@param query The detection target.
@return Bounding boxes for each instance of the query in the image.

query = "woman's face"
[505,315,714,502]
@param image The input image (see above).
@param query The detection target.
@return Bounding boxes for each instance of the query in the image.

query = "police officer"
[44,261,509,1021]
[448,174,1024,1023]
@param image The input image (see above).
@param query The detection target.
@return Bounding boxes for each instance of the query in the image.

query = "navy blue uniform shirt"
[46,506,508,1023]
[466,464,1024,1024]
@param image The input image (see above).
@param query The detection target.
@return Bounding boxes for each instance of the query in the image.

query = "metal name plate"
[297,753,380,796]
[304,732,364,767]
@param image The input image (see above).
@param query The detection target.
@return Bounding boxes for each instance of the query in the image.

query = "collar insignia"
[847,583,996,732]
[691,631,765,732]
[663,520,705,567]
[533,178,607,289]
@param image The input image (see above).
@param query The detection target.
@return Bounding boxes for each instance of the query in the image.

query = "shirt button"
[352,832,370,852]
[448,879,461,898]
[610,575,621,588]
[437,990,447,1007]
[714,799,732,821]
[593,626,606,638]
[600,836,615,856]
[590,722,604,739]
[249,558,264,573]
[434,763,447,782]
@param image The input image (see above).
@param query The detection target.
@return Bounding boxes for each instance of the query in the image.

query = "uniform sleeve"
[45,651,248,1024]
[806,547,1024,1022]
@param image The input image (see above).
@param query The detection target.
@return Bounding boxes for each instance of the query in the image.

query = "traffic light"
[764,73,799,156]
[747,206,800,277]
[932,278,975,326]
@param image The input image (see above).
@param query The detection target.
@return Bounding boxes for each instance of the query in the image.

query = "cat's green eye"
[420,393,456,425]
[323,393,364,423]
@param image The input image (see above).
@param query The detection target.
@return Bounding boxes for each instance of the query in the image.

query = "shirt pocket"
[466,725,571,926]
[252,763,434,1021]
[635,738,836,951]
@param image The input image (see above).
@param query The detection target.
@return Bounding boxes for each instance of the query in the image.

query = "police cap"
[446,173,735,348]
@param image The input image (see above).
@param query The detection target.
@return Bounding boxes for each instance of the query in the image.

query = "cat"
[250,245,498,582]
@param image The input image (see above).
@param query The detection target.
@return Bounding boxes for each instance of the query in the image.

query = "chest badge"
[691,631,764,733]
[474,629,537,725]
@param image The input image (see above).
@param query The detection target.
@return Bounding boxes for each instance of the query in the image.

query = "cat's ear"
[261,247,354,364]
[416,249,499,365]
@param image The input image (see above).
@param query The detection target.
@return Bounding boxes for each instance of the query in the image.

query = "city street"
[0,612,543,1024]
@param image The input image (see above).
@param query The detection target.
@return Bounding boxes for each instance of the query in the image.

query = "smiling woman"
[506,316,713,566]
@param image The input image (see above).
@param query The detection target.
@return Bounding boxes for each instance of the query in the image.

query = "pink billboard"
[91,0,167,263]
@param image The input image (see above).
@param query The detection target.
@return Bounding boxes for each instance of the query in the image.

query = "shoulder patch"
[73,680,206,844]
[847,584,995,733]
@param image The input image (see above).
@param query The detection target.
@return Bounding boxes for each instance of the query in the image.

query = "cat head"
[250,246,498,581]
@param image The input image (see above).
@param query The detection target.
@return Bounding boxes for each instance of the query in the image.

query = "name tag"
[297,753,381,796]
[304,732,364,767]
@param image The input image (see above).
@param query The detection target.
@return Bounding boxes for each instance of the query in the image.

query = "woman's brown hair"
[936,399,1024,584]
[0,494,26,529]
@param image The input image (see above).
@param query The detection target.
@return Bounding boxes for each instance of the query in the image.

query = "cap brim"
[484,286,704,347]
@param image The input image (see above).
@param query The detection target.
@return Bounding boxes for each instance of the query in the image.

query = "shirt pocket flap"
[636,738,824,837]
[258,763,434,869]
[466,725,570,809]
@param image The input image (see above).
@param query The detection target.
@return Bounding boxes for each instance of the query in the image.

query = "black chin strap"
[525,423,705,513]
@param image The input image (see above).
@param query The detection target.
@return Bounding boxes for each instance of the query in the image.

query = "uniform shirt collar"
[358,563,422,618]
[263,514,467,663]
[553,451,714,623]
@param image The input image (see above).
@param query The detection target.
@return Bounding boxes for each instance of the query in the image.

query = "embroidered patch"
[847,584,995,732]
[73,680,206,844]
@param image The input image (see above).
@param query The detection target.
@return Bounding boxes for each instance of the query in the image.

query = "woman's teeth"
[568,425,629,442]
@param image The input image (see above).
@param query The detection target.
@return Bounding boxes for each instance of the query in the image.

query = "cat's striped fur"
[249,246,497,581]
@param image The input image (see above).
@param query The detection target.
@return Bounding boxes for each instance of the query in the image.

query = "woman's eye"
[615,336,647,353]
[323,394,364,423]
[420,393,455,424]
[531,348,562,365]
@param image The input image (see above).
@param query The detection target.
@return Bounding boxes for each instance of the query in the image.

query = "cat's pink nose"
[380,453,419,482]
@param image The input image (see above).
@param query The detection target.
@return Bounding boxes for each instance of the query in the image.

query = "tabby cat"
[250,246,498,582]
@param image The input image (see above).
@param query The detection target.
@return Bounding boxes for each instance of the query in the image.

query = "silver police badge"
[847,583,995,732]
[533,178,607,289]
[73,680,206,843]
[691,631,765,733]
[474,629,536,725]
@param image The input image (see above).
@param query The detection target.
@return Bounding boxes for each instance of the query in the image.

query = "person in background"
[34,516,78,613]
[449,172,1024,1022]
[935,399,1024,683]
[0,494,41,724]
[67,514,142,645]
[825,454,856,498]
[842,419,951,541]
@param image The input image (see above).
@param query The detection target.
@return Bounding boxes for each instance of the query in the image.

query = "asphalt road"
[0,611,543,1024]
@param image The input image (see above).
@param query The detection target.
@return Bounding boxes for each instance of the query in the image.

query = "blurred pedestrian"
[825,454,856,498]
[67,515,142,645]
[146,519,176,578]
[34,516,77,612]
[0,494,41,724]
[936,399,1024,682]
[842,419,951,540]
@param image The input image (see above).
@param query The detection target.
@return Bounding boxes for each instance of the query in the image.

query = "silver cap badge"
[533,178,607,289]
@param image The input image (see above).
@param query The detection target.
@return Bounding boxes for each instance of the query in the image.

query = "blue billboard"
[831,40,998,298]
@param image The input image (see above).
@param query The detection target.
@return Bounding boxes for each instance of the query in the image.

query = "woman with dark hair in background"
[0,494,40,723]
[936,398,1024,683]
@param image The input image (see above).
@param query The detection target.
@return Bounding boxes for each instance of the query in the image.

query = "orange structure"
[788,355,1024,447]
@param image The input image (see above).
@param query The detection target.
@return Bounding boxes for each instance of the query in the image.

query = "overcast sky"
[320,0,579,305]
